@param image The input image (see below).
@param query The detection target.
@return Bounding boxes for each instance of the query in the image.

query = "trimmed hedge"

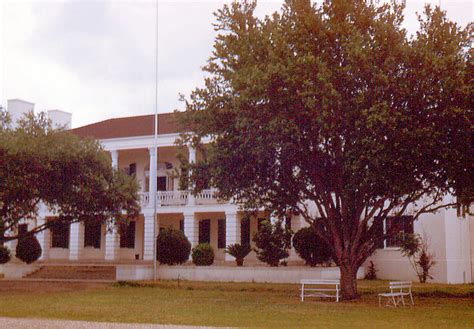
[16,234,42,264]
[292,226,331,267]
[156,228,191,265]
[0,245,11,264]
[192,243,214,266]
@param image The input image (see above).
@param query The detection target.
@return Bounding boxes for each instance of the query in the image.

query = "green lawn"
[0,280,472,328]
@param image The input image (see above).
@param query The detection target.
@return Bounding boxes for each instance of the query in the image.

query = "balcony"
[138,189,222,208]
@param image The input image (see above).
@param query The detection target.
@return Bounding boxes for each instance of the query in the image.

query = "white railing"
[157,190,189,206]
[139,189,222,208]
[195,189,220,205]
[138,192,150,207]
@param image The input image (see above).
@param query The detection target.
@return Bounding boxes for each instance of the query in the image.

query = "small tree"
[16,234,42,264]
[0,246,11,264]
[400,233,436,283]
[364,261,378,280]
[253,220,291,267]
[225,243,251,266]
[292,226,331,267]
[192,243,215,266]
[156,228,191,265]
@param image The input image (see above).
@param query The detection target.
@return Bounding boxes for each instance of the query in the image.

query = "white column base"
[69,222,84,261]
[105,225,120,261]
[184,212,198,258]
[37,228,50,261]
[143,214,156,261]
[225,211,241,262]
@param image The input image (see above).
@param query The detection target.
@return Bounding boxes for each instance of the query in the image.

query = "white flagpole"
[153,0,159,281]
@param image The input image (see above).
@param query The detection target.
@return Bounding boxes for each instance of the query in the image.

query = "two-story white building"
[3,99,473,284]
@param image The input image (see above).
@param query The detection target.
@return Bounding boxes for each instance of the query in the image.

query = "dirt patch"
[0,280,111,295]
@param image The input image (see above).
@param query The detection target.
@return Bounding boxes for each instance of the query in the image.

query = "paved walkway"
[0,318,221,329]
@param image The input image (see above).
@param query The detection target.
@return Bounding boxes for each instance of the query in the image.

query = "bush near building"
[156,228,191,265]
[15,234,42,264]
[0,246,11,264]
[192,243,215,266]
[292,227,332,267]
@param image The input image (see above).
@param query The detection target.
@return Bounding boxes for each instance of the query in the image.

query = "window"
[385,216,414,248]
[157,176,167,191]
[257,218,267,231]
[241,218,250,246]
[179,219,184,233]
[376,216,414,249]
[218,219,226,249]
[199,219,211,244]
[84,221,101,248]
[285,217,292,231]
[18,224,28,237]
[129,163,136,177]
[120,221,136,249]
[51,222,70,248]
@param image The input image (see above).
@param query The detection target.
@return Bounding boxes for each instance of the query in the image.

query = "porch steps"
[24,265,116,281]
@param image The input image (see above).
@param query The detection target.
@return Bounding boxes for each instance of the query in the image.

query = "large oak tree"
[0,111,140,244]
[180,0,472,299]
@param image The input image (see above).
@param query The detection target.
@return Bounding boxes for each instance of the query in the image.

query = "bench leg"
[301,285,304,302]
[409,293,414,306]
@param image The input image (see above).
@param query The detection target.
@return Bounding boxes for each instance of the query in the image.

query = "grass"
[0,280,472,328]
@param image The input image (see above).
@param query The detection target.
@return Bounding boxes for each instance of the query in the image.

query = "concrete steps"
[25,265,116,281]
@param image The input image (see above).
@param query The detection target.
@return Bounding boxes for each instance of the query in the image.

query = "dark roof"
[71,112,183,139]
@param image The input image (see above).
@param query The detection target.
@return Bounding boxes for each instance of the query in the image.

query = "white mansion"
[4,99,473,284]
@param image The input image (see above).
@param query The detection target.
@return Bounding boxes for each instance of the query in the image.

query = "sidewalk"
[0,318,222,329]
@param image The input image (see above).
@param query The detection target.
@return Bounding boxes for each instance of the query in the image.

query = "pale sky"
[0,0,472,128]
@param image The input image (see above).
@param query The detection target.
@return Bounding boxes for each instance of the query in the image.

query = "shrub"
[400,233,436,283]
[253,219,291,267]
[16,234,42,264]
[156,228,191,265]
[225,243,251,266]
[365,261,377,280]
[0,246,11,264]
[292,226,332,267]
[192,243,214,266]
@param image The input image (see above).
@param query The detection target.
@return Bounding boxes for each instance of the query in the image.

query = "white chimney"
[48,109,72,130]
[7,99,34,128]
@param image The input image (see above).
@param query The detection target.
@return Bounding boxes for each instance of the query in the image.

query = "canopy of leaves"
[181,0,471,260]
[0,111,140,241]
[179,0,471,298]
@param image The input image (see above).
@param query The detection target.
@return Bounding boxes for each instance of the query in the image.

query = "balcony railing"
[138,189,222,207]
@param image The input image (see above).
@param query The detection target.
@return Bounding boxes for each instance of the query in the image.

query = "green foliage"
[364,261,377,280]
[156,228,191,265]
[15,234,42,264]
[192,243,215,266]
[0,246,11,264]
[0,111,140,243]
[225,243,251,266]
[253,220,291,266]
[400,233,436,283]
[292,226,331,267]
[180,0,471,298]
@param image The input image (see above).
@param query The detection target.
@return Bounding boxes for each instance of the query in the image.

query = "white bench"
[378,281,414,307]
[300,279,340,302]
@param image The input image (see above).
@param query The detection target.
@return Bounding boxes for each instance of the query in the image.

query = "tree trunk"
[340,263,359,300]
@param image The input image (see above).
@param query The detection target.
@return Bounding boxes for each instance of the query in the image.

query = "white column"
[143,214,156,261]
[148,147,157,204]
[225,211,241,262]
[69,222,84,261]
[36,217,50,261]
[184,212,198,253]
[105,225,120,261]
[187,145,196,206]
[4,228,17,261]
[110,150,118,169]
